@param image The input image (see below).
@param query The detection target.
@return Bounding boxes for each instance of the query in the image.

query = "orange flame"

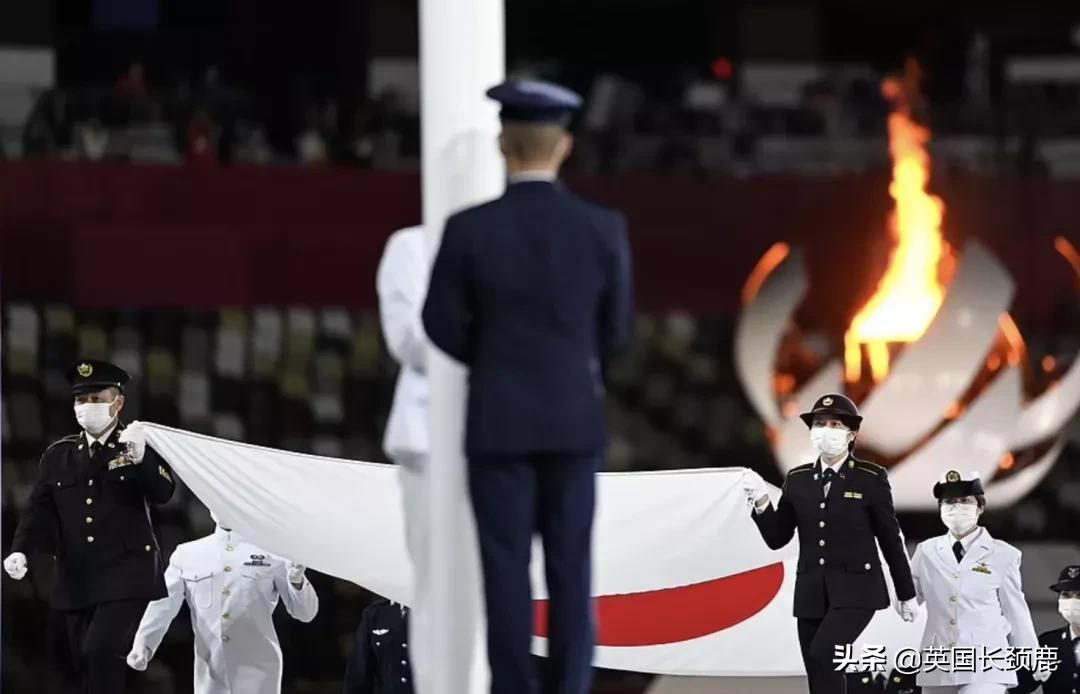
[742,242,791,305]
[1056,235,1080,287]
[845,69,951,383]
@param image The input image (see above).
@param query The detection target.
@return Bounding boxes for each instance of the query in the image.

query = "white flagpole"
[419,0,504,692]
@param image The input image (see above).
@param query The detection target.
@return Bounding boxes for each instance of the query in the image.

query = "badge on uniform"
[244,554,271,567]
[972,562,992,574]
[843,491,864,499]
[107,455,137,471]
[372,628,389,636]
[158,465,172,482]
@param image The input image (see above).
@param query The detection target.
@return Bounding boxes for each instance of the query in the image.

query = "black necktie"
[90,441,101,459]
[822,468,836,488]
[953,540,964,563]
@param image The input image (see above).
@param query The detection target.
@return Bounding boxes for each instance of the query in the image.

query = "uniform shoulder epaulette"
[787,463,814,476]
[851,458,887,477]
[45,433,83,452]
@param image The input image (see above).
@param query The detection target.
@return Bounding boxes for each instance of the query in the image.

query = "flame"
[845,68,951,383]
[1056,235,1080,286]
[742,242,790,305]
[997,314,1025,366]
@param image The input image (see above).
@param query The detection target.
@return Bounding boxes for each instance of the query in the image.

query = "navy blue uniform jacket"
[422,180,634,456]
[11,422,175,610]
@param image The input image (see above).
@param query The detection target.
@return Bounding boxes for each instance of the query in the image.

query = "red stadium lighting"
[711,57,734,81]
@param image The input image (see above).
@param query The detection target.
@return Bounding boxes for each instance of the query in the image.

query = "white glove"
[4,552,27,580]
[1032,669,1051,683]
[287,562,306,586]
[896,598,919,623]
[126,647,150,671]
[119,421,147,462]
[741,470,770,511]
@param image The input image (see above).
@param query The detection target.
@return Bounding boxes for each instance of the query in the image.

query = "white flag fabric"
[144,423,924,677]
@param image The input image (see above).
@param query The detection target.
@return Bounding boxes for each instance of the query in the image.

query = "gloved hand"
[287,562,306,586]
[1033,669,1051,683]
[126,647,150,671]
[895,598,919,623]
[741,470,770,511]
[119,421,147,462]
[4,552,27,580]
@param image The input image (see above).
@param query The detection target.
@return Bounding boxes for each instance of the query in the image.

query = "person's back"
[422,80,633,694]
[432,181,630,455]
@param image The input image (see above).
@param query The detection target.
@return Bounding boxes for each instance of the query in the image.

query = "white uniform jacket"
[131,527,319,694]
[377,226,431,460]
[910,528,1039,687]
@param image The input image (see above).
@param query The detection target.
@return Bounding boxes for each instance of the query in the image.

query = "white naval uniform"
[911,527,1038,692]
[378,226,431,462]
[131,527,319,694]
[376,226,486,694]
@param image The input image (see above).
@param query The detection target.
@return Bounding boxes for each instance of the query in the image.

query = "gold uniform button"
[949,596,957,602]
[223,612,231,620]
[819,502,826,509]
[953,573,960,579]
[222,635,230,643]
[88,480,94,486]
[85,516,93,524]
[225,545,234,552]
[224,566,232,573]
[949,618,956,626]
[144,545,152,552]
[86,498,93,505]
[120,475,125,481]
[818,539,825,546]
[223,589,231,596]
[819,521,825,528]
[87,536,95,543]
[864,563,872,570]
[818,558,825,565]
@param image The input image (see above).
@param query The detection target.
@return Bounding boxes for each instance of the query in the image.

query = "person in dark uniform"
[742,393,917,694]
[886,669,920,694]
[422,80,634,694]
[3,360,175,694]
[343,598,414,694]
[1011,564,1080,694]
[848,671,886,692]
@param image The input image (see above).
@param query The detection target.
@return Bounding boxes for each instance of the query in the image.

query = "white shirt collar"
[508,170,557,184]
[85,421,118,447]
[1071,623,1080,640]
[819,456,847,473]
[949,525,983,551]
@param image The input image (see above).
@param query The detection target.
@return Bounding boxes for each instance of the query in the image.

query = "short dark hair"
[499,123,566,162]
[938,495,986,510]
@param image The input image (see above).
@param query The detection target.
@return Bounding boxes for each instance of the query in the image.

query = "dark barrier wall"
[1,161,1076,330]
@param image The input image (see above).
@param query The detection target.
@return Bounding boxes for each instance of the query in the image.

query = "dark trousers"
[796,607,874,694]
[63,599,148,694]
[468,452,600,694]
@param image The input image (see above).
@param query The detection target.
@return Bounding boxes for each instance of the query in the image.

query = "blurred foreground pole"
[420,0,504,692]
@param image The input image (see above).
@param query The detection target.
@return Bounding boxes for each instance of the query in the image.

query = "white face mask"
[1059,597,1080,625]
[940,503,979,536]
[74,402,116,436]
[810,426,850,458]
